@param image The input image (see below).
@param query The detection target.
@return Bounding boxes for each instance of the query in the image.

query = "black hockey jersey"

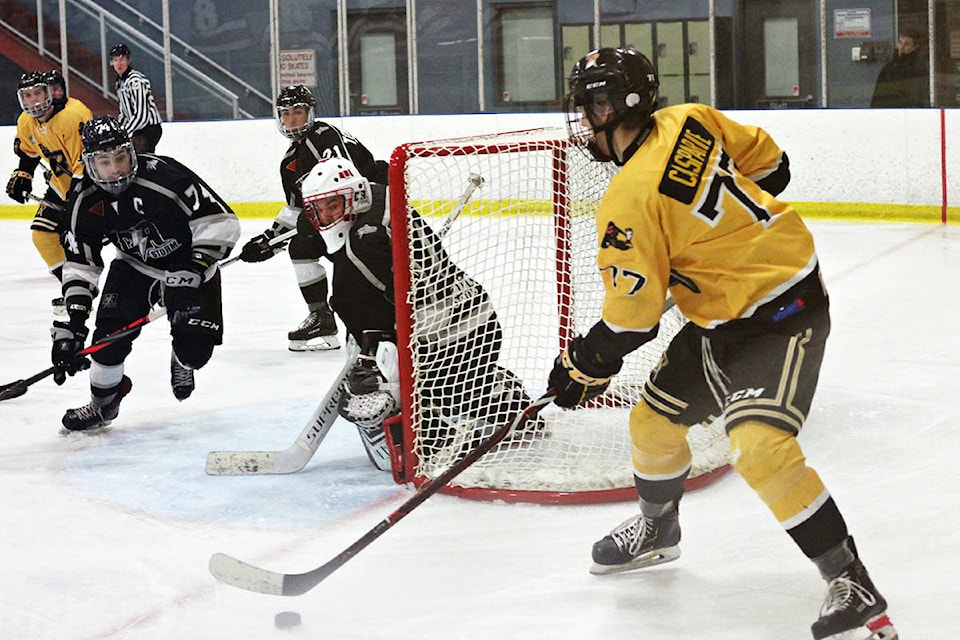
[61,153,240,308]
[281,121,387,211]
[319,184,395,342]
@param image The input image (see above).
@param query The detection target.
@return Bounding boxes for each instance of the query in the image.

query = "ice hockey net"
[387,126,729,504]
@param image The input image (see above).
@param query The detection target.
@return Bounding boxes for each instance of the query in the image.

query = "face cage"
[18,85,52,118]
[277,105,315,139]
[83,144,138,195]
[303,189,354,233]
[563,92,620,163]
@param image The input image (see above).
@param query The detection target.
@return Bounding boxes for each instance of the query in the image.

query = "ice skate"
[287,304,340,351]
[170,354,195,401]
[812,558,898,640]
[61,376,132,432]
[51,296,66,316]
[590,506,681,575]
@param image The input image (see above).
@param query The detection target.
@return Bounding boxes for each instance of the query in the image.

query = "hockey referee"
[109,43,163,154]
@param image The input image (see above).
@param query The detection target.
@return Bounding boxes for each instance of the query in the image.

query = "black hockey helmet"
[45,69,67,105]
[564,47,659,163]
[109,43,131,59]
[275,84,317,139]
[17,71,52,118]
[81,116,138,194]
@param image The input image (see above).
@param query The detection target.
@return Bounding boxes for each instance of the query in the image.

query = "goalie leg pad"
[339,391,396,472]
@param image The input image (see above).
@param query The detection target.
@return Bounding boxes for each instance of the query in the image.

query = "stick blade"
[0,381,28,401]
[209,553,285,595]
[205,451,278,475]
[205,448,311,475]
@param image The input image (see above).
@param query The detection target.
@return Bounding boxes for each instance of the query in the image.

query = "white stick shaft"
[437,173,483,238]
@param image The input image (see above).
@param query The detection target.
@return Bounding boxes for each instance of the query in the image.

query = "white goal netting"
[388,127,729,504]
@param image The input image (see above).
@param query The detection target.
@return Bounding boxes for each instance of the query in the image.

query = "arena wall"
[2,109,957,223]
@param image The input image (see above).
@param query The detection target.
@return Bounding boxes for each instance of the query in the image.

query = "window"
[497,5,557,105]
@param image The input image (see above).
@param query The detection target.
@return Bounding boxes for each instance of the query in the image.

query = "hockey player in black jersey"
[298,158,533,470]
[51,116,240,431]
[238,84,388,352]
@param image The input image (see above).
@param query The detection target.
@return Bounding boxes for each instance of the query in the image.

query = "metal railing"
[2,0,273,120]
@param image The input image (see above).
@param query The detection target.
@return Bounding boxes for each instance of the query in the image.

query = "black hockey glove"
[50,321,90,385]
[240,224,290,263]
[6,170,32,204]
[548,336,615,408]
[164,252,210,329]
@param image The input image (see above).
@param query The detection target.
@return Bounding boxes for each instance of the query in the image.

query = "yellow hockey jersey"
[596,103,818,331]
[14,97,93,201]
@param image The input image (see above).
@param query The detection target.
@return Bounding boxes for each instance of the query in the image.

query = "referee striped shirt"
[115,68,162,135]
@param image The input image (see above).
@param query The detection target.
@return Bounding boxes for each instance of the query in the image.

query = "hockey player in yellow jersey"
[7,71,93,313]
[548,47,898,640]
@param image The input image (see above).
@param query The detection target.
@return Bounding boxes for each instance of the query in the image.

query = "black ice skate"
[287,304,340,351]
[51,296,66,316]
[590,506,681,575]
[61,376,132,432]
[812,558,898,640]
[170,354,195,401]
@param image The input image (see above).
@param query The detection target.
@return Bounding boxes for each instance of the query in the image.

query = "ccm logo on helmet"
[585,81,607,90]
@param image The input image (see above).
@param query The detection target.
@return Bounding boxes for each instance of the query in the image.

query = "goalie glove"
[548,336,617,408]
[239,222,292,263]
[6,170,32,204]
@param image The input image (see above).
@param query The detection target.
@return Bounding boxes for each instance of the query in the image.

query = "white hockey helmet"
[301,158,372,252]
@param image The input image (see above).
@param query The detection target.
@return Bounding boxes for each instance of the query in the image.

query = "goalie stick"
[436,172,483,238]
[209,392,554,596]
[204,339,359,474]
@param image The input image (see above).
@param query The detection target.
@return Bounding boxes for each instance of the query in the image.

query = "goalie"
[298,159,534,471]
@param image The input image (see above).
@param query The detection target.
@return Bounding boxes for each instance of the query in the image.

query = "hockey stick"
[436,172,483,238]
[0,306,167,402]
[28,193,65,211]
[209,392,554,595]
[204,338,359,475]
[219,227,298,268]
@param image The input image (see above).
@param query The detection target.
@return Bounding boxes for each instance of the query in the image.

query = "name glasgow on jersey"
[658,117,715,204]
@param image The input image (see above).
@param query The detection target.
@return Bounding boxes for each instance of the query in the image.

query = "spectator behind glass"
[870,31,929,107]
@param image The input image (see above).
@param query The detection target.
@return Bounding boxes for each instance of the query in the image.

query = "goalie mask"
[81,115,138,195]
[564,47,659,164]
[17,71,53,119]
[276,84,317,140]
[301,158,372,253]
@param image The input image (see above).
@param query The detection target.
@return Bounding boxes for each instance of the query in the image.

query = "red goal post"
[387,127,729,504]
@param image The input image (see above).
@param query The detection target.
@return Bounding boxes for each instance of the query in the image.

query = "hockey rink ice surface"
[0,218,956,639]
